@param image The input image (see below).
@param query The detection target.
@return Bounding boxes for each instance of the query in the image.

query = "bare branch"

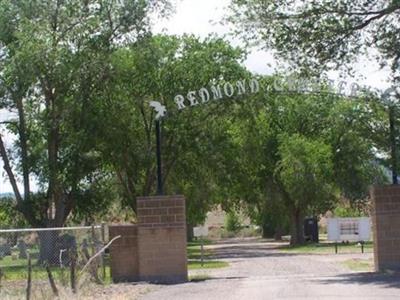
[79,235,121,275]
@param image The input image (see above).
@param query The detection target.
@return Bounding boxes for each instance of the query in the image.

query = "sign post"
[193,226,209,267]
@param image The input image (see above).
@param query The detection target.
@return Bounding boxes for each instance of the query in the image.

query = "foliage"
[220,76,387,244]
[0,197,27,228]
[247,197,289,239]
[225,210,241,232]
[276,134,337,215]
[228,0,400,76]
[0,0,173,227]
[0,0,248,228]
[95,34,248,224]
[227,1,400,184]
[333,203,369,218]
[0,1,393,249]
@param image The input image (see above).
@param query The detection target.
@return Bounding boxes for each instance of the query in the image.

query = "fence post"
[0,266,3,289]
[90,225,100,282]
[70,249,77,294]
[45,264,59,297]
[101,222,106,280]
[26,251,31,300]
[91,225,96,256]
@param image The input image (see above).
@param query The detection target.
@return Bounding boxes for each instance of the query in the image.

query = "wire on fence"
[0,224,108,298]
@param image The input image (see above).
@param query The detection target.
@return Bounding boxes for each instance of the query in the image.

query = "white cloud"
[153,0,275,75]
[153,0,230,37]
[153,0,391,86]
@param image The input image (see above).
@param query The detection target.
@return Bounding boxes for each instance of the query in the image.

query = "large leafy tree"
[97,34,248,225]
[228,0,400,182]
[0,5,249,235]
[228,0,400,76]
[223,78,386,244]
[0,0,172,262]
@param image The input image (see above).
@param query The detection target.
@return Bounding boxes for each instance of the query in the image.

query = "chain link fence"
[0,225,110,299]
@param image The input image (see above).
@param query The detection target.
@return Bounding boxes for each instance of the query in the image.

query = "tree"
[276,134,337,244]
[0,196,27,229]
[0,0,172,262]
[228,0,400,76]
[96,34,248,225]
[228,0,400,184]
[222,77,387,244]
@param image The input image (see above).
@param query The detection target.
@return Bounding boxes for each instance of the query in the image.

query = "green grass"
[188,260,229,270]
[0,254,112,282]
[342,258,374,272]
[281,241,373,254]
[187,240,229,270]
[0,240,225,282]
[187,240,213,260]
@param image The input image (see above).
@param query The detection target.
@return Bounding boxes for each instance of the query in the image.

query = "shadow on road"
[209,245,300,259]
[212,238,287,245]
[318,272,400,289]
[191,276,246,283]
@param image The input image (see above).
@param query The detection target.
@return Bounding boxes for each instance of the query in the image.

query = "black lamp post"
[155,119,163,195]
[149,101,167,195]
[389,106,398,184]
[383,87,398,185]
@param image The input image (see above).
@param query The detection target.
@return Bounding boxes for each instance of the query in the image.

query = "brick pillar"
[137,195,188,283]
[109,225,139,282]
[371,185,400,271]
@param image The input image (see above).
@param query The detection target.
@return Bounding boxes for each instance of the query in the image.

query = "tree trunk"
[262,222,274,238]
[290,209,305,245]
[0,135,23,204]
[274,227,284,241]
[186,223,194,242]
[15,95,30,202]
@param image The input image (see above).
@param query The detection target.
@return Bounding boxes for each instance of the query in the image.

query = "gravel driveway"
[141,239,400,300]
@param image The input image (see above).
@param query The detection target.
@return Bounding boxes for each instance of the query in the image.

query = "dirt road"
[141,239,400,300]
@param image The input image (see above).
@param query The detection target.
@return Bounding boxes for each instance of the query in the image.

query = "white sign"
[193,226,208,237]
[327,217,371,242]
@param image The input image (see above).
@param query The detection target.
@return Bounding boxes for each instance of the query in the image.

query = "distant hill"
[0,193,14,199]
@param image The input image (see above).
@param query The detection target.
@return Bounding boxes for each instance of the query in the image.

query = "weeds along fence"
[0,224,109,299]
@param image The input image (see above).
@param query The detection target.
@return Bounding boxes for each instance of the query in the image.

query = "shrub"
[225,211,241,232]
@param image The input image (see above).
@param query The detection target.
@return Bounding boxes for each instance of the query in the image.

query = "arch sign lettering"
[150,78,260,120]
[149,76,396,120]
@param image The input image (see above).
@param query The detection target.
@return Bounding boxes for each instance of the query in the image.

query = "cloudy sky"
[153,0,276,75]
[152,0,391,87]
[0,0,392,193]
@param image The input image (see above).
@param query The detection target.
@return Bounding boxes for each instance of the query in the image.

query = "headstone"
[81,238,90,260]
[0,243,11,258]
[56,234,77,266]
[17,239,28,259]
